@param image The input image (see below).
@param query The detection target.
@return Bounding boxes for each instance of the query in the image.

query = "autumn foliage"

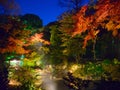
[0,16,49,54]
[73,0,120,48]
[28,33,50,45]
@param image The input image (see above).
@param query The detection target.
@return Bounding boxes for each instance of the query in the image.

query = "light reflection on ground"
[8,64,69,90]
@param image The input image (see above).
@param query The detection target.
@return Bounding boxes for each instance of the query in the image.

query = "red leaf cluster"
[73,0,120,47]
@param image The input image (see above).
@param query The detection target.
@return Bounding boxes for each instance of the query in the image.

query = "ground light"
[10,59,23,67]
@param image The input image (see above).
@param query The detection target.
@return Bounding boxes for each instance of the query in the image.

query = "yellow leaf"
[115,24,120,29]
[106,21,115,31]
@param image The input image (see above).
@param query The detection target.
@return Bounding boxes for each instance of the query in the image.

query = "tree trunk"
[93,37,97,61]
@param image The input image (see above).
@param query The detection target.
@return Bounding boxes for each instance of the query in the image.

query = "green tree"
[21,14,43,34]
[42,21,58,41]
[61,34,85,63]
[58,11,85,63]
[49,23,64,65]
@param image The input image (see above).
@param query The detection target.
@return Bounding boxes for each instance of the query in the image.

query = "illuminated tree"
[23,32,50,68]
[49,23,64,64]
[0,15,31,90]
[71,0,120,60]
[58,11,85,63]
[59,8,84,63]
[61,34,85,63]
[0,15,49,89]
[9,32,50,89]
[0,16,31,54]
[73,0,120,47]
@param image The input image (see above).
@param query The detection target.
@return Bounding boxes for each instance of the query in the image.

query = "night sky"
[16,0,89,26]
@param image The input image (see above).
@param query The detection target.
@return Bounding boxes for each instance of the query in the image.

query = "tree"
[0,16,31,54]
[42,21,58,41]
[72,0,120,60]
[0,15,32,90]
[0,15,49,89]
[58,9,86,63]
[21,14,43,31]
[62,34,85,63]
[49,23,64,64]
[25,32,50,67]
[73,0,120,47]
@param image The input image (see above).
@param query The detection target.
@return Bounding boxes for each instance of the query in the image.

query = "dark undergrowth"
[63,72,120,90]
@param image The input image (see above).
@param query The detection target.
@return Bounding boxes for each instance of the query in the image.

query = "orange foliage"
[0,16,31,54]
[73,0,120,47]
[29,33,43,42]
[28,33,50,45]
[0,33,50,54]
[0,16,50,54]
[72,5,88,35]
[0,37,30,54]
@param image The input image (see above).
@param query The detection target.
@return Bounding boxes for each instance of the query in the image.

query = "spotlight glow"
[10,59,23,67]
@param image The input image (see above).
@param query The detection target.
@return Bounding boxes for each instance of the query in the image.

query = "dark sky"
[16,0,89,26]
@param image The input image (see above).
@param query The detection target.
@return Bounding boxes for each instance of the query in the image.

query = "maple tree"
[0,16,26,90]
[28,33,50,45]
[0,15,49,54]
[0,16,31,54]
[73,0,120,48]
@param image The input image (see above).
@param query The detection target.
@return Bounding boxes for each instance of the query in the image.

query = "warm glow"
[9,79,21,86]
[70,64,79,73]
